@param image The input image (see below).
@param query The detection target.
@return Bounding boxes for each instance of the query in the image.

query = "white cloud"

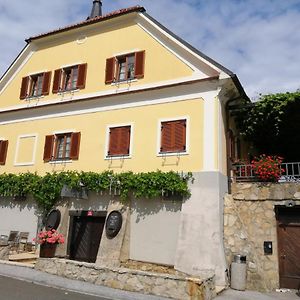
[0,0,299,99]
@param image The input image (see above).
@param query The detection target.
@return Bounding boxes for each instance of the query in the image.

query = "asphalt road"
[0,275,108,300]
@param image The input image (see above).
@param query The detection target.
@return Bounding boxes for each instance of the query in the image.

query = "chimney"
[88,0,102,19]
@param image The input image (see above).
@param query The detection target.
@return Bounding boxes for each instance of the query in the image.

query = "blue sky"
[0,0,299,99]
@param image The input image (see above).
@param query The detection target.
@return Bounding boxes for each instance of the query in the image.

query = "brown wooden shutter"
[161,120,186,153]
[108,126,130,156]
[174,120,186,151]
[20,77,29,99]
[134,50,145,79]
[52,69,62,93]
[70,132,81,160]
[41,72,51,96]
[43,135,54,162]
[105,57,115,84]
[76,64,87,89]
[0,140,8,165]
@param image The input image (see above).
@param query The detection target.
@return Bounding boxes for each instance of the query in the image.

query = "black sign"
[105,211,122,239]
[45,209,61,230]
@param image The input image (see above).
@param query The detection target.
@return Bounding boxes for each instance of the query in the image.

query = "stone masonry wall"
[224,183,300,291]
[35,258,216,300]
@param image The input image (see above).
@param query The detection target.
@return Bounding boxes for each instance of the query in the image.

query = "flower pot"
[40,243,57,258]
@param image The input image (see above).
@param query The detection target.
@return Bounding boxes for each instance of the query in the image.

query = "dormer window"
[19,72,51,100]
[105,51,145,84]
[52,64,87,93]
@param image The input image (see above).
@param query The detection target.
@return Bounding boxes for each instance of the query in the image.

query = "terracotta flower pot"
[40,243,57,258]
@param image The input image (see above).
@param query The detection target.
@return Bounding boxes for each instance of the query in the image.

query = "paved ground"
[216,288,300,300]
[0,275,107,300]
[0,262,168,300]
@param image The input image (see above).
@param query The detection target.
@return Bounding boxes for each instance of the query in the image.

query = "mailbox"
[105,210,122,239]
[264,241,273,255]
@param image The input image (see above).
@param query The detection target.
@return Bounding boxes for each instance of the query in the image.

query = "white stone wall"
[0,197,39,241]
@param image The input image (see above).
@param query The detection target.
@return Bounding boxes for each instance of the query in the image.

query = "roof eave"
[25,6,146,43]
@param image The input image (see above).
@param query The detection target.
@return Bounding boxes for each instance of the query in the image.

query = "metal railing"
[232,162,300,183]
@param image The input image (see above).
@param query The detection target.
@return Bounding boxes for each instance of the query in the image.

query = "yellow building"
[0,2,247,288]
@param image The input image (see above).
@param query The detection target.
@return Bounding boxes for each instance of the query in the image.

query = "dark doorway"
[68,211,106,263]
[276,206,300,289]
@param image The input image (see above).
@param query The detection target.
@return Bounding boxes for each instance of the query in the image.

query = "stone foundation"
[35,258,216,300]
[224,182,300,291]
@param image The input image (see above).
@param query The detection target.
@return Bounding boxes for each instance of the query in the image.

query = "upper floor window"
[52,64,87,93]
[105,51,145,84]
[43,132,81,162]
[19,72,51,100]
[117,54,135,81]
[107,125,131,157]
[160,119,186,153]
[0,140,9,165]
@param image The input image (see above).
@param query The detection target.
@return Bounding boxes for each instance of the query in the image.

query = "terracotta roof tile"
[26,6,145,43]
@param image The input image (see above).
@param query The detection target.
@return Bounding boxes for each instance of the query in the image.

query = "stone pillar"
[96,200,130,267]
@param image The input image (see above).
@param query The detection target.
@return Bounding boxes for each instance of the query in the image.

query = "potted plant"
[34,229,64,258]
[251,154,285,182]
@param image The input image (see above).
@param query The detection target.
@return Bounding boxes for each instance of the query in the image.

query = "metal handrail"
[232,162,300,182]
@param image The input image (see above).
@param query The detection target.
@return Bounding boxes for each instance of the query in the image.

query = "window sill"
[49,159,73,164]
[25,95,45,101]
[58,89,80,95]
[157,151,189,157]
[105,155,131,160]
[111,79,138,86]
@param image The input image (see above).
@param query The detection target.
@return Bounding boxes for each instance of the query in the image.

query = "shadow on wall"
[131,197,183,223]
[0,195,43,217]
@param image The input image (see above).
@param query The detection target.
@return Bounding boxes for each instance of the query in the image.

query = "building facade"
[0,5,247,286]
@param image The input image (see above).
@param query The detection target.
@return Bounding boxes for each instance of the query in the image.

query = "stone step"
[9,252,38,263]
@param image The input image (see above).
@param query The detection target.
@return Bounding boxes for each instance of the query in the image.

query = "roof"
[26,6,145,42]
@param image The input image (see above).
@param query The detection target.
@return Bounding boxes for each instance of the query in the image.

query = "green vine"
[0,171,193,212]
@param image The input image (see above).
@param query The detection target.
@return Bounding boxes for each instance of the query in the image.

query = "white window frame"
[104,122,134,160]
[156,116,190,157]
[14,134,38,166]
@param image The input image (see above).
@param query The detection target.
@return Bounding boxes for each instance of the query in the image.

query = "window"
[43,132,81,162]
[29,74,44,97]
[160,119,186,153]
[0,140,8,165]
[52,63,87,93]
[107,126,131,157]
[117,54,135,81]
[19,72,51,100]
[105,51,145,84]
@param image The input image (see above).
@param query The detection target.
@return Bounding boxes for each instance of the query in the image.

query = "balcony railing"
[232,162,300,183]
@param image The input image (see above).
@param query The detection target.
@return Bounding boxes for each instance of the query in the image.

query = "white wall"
[130,197,182,266]
[174,171,228,286]
[0,197,39,241]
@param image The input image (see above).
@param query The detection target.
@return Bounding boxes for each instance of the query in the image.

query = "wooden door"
[69,215,106,263]
[277,206,300,289]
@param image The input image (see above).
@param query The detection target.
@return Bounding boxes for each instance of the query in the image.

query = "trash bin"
[231,254,247,291]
